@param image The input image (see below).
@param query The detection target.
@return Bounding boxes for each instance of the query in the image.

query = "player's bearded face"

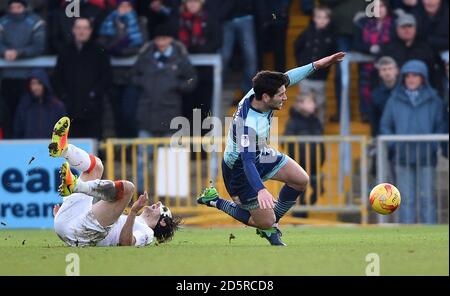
[267,86,288,110]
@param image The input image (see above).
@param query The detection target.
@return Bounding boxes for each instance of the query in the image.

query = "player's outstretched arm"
[312,52,346,71]
[285,52,346,86]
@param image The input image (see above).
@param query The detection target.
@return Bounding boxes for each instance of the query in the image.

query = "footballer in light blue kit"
[198,52,346,246]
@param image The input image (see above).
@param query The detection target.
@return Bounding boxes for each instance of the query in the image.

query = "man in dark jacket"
[131,21,197,192]
[53,18,112,139]
[380,60,445,224]
[378,13,437,86]
[0,0,46,138]
[412,0,448,54]
[13,69,66,139]
[49,0,105,54]
[131,22,197,137]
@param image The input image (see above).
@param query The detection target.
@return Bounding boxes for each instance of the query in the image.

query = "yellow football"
[369,183,401,215]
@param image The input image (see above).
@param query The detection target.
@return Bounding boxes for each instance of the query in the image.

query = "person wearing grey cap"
[378,13,437,86]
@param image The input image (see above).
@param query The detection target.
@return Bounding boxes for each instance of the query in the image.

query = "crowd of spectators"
[0,0,448,223]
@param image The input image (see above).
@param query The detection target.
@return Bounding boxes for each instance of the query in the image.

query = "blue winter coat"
[380,60,446,166]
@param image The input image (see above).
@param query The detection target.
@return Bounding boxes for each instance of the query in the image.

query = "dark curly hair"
[153,215,183,244]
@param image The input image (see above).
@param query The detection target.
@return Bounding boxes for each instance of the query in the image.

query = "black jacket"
[14,70,66,139]
[413,1,449,53]
[294,24,336,81]
[131,41,197,134]
[53,41,112,121]
[284,108,325,175]
[379,38,435,69]
[49,2,105,54]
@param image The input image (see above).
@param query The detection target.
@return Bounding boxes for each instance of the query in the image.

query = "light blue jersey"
[224,63,316,169]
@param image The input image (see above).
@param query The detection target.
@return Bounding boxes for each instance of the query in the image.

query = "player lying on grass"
[50,117,181,247]
[198,52,346,246]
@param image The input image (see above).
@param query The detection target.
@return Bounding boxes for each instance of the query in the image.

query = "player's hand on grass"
[131,191,149,214]
[257,189,275,209]
[313,52,346,70]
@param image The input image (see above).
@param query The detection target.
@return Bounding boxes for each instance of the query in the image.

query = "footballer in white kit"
[50,117,181,247]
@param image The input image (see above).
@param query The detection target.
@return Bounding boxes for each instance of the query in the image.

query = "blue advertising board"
[0,140,95,228]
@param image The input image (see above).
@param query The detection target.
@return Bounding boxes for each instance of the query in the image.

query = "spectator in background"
[285,92,325,210]
[294,6,335,124]
[392,0,420,13]
[131,21,197,138]
[380,60,445,224]
[0,0,46,139]
[255,0,292,73]
[99,0,144,56]
[131,21,197,191]
[53,18,112,140]
[413,0,449,96]
[413,0,449,53]
[353,0,396,122]
[371,56,399,138]
[99,0,144,138]
[378,13,437,86]
[136,0,180,40]
[319,0,367,122]
[49,0,105,54]
[221,0,257,97]
[178,0,221,124]
[13,69,66,139]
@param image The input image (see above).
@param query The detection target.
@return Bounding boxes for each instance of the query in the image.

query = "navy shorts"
[222,153,288,210]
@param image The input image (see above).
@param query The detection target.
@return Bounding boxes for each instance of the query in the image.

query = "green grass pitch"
[0,225,448,276]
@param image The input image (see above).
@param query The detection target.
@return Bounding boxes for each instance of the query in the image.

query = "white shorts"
[54,193,113,247]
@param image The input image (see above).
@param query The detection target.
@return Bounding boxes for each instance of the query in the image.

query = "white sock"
[62,144,92,172]
[74,179,117,202]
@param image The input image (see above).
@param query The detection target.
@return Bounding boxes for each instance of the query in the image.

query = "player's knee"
[122,181,135,197]
[289,171,309,191]
[92,157,104,178]
[300,171,310,188]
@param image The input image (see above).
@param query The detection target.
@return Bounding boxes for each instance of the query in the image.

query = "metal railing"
[376,134,449,224]
[100,135,369,224]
